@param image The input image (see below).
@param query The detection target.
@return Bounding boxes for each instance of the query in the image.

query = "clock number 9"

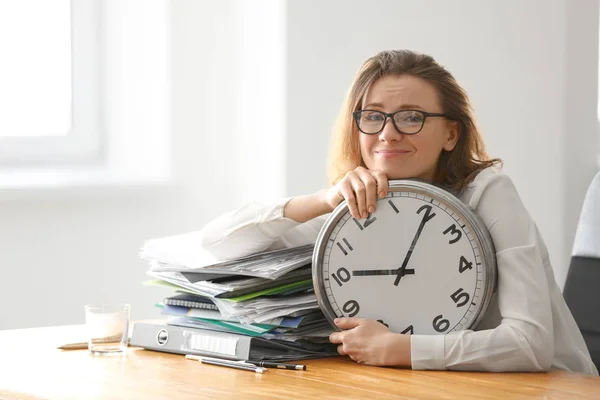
[331,267,351,287]
[342,300,360,317]
[432,314,450,333]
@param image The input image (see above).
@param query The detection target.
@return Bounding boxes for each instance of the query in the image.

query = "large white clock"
[312,179,497,335]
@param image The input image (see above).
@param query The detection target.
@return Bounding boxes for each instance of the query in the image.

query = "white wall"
[0,0,597,330]
[285,0,599,287]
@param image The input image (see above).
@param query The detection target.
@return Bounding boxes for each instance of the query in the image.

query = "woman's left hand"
[329,317,411,367]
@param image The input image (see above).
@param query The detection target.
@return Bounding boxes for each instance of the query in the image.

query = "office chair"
[563,171,600,370]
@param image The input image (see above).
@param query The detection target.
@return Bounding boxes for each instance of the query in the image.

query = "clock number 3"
[443,224,462,244]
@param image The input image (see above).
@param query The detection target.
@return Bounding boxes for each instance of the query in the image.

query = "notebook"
[130,322,338,361]
[163,293,218,311]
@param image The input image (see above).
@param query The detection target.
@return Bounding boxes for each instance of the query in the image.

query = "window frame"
[0,0,102,165]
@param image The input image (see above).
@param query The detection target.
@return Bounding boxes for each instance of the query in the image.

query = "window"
[0,0,170,188]
[0,0,101,164]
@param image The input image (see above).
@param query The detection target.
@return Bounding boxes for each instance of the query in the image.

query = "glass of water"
[85,304,130,356]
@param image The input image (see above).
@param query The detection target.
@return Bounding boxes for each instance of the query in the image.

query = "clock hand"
[393,205,436,286]
[353,269,414,276]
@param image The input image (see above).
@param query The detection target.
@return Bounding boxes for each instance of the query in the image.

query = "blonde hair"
[328,49,501,193]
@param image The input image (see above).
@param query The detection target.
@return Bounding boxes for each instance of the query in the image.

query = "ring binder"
[131,322,338,362]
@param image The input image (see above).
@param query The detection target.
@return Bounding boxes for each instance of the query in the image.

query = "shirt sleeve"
[198,197,326,260]
[411,172,555,372]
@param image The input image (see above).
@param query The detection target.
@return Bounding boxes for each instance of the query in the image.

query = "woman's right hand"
[324,167,389,220]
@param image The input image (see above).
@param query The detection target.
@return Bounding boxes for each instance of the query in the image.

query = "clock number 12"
[353,214,377,230]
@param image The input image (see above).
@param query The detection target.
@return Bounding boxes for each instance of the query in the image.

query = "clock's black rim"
[312,179,497,334]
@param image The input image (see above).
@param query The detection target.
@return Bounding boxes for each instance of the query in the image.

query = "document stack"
[134,231,338,361]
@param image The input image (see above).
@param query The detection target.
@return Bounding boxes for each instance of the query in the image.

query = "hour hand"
[353,268,415,276]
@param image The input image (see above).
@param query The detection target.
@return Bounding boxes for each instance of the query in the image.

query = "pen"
[244,360,307,371]
[57,338,131,350]
[57,342,88,350]
[185,355,267,374]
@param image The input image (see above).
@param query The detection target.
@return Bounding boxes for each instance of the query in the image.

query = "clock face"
[313,181,496,335]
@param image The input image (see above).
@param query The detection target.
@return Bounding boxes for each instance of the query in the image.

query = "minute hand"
[393,204,436,286]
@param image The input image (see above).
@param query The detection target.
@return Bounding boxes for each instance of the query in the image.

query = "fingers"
[355,169,377,216]
[350,178,368,219]
[372,170,389,199]
[338,183,360,220]
[336,167,388,219]
[337,345,364,365]
[330,328,364,363]
[334,317,363,329]
[329,331,343,344]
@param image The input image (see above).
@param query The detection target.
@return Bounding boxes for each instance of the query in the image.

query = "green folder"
[143,279,313,302]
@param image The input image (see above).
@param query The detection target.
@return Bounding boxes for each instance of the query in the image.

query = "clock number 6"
[331,267,351,287]
[450,288,470,307]
[342,300,360,317]
[443,224,462,244]
[433,314,450,333]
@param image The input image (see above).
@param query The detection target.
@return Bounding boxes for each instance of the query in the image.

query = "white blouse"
[197,166,598,375]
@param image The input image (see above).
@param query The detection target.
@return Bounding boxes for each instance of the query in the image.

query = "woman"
[199,50,598,374]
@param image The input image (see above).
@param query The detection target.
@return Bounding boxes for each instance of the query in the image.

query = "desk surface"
[0,324,598,400]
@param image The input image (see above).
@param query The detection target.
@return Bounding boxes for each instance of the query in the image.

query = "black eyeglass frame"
[352,109,452,135]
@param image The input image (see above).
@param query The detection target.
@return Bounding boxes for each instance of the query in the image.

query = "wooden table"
[0,324,599,399]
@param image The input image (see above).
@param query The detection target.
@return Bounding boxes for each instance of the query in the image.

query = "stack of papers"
[140,233,335,348]
[147,243,314,279]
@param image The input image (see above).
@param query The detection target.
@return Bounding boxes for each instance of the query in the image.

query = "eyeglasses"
[352,109,451,135]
